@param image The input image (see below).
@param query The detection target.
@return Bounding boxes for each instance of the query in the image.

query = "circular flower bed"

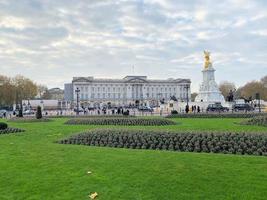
[241,116,267,127]
[65,117,176,126]
[58,129,267,156]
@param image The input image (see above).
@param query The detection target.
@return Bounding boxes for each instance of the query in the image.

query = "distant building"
[48,88,64,100]
[64,83,73,101]
[64,75,191,107]
[22,99,71,110]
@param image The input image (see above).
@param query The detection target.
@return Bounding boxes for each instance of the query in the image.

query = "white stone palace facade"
[64,76,191,107]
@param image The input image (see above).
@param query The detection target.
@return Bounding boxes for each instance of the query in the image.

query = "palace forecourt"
[64,76,191,107]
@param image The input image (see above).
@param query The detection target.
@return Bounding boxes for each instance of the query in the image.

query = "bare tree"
[219,81,236,100]
[239,81,267,100]
[191,92,198,102]
[37,84,48,98]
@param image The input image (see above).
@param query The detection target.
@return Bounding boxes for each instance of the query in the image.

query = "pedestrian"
[197,106,200,113]
[185,105,189,113]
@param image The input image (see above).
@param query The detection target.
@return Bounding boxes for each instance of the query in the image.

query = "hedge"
[8,117,52,123]
[58,129,267,156]
[47,115,135,119]
[0,127,24,135]
[65,118,176,126]
[241,116,267,127]
[166,113,267,118]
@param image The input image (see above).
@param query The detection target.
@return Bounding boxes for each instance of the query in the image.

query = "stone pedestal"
[195,64,225,103]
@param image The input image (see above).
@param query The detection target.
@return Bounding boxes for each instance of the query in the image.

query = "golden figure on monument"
[204,50,211,69]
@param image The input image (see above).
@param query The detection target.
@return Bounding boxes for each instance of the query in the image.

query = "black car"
[206,103,229,112]
[138,106,153,112]
[232,104,254,111]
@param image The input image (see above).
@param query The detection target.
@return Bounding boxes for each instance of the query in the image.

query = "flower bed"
[241,116,267,127]
[47,115,135,118]
[0,127,25,135]
[58,129,267,156]
[166,113,267,118]
[8,117,52,123]
[65,117,176,126]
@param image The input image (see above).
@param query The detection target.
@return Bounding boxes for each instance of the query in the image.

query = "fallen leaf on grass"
[89,192,98,199]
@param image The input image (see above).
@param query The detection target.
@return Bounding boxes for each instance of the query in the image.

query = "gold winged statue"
[204,50,211,69]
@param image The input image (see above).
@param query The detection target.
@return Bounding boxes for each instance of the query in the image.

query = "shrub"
[58,129,267,156]
[123,110,130,116]
[65,117,176,126]
[166,113,267,118]
[171,110,178,115]
[241,116,267,127]
[36,106,42,119]
[0,122,8,130]
[18,109,23,117]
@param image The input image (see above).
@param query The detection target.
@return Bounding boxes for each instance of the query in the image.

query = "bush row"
[8,117,52,123]
[58,129,267,156]
[47,115,135,119]
[0,127,25,134]
[166,113,267,118]
[241,116,267,127]
[65,118,176,126]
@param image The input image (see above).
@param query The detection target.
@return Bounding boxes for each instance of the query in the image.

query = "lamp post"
[0,81,3,107]
[40,100,44,111]
[75,87,80,115]
[184,85,190,113]
[256,93,261,113]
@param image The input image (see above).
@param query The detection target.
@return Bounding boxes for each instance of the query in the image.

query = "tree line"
[0,74,51,107]
[218,75,267,101]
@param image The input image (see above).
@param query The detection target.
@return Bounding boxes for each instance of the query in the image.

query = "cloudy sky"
[0,0,267,92]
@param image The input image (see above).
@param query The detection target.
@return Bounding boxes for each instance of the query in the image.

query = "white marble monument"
[195,51,225,103]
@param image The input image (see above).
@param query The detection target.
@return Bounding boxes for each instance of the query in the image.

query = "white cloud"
[194,9,207,22]
[0,0,266,91]
[250,29,267,37]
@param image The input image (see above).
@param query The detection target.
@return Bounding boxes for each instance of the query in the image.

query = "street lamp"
[184,85,190,113]
[255,93,261,113]
[40,100,44,111]
[75,87,80,115]
[0,81,3,107]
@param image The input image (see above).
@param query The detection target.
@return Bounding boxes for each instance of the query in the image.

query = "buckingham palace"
[64,75,191,107]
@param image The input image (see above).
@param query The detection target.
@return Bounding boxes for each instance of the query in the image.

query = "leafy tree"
[0,74,39,106]
[13,75,38,104]
[0,75,16,106]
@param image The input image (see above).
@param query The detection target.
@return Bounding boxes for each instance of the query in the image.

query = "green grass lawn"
[0,118,267,200]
